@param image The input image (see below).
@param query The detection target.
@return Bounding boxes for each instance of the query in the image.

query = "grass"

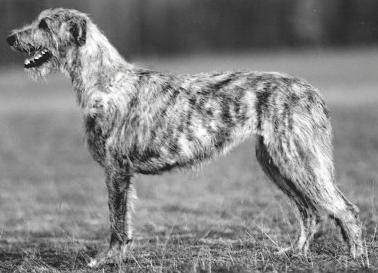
[0,49,377,272]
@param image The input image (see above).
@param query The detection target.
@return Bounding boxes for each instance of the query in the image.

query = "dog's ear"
[70,18,87,46]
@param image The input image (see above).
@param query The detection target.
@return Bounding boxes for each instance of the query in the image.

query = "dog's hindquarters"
[254,80,363,256]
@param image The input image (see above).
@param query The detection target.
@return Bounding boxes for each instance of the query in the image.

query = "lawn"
[0,49,377,272]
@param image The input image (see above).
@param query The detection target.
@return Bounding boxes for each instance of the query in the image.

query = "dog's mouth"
[24,48,52,69]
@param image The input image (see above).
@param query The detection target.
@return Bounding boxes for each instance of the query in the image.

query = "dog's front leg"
[107,171,134,250]
[88,170,136,268]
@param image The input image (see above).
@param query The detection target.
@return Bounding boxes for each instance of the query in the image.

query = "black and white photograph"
[0,0,377,272]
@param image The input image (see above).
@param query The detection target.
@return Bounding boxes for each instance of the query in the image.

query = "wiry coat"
[7,8,364,267]
[86,70,328,174]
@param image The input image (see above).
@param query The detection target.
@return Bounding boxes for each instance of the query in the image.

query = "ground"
[0,49,377,272]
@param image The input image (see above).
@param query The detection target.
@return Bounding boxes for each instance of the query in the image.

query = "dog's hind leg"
[255,135,321,255]
[88,169,136,267]
[322,188,363,258]
[255,131,363,257]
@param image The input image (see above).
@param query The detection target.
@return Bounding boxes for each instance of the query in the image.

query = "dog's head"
[6,8,88,79]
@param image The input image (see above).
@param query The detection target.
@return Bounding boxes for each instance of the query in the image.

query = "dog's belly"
[120,121,255,175]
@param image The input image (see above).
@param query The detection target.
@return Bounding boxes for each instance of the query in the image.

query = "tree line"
[1,0,378,64]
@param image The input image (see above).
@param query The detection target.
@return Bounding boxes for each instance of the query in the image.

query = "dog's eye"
[38,19,48,30]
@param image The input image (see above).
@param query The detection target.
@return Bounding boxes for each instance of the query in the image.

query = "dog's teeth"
[25,60,30,64]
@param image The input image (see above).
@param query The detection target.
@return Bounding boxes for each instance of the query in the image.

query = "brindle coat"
[7,8,364,267]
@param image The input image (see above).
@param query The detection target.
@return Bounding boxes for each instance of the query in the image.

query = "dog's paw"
[87,256,106,268]
[274,245,310,259]
[87,248,119,268]
[350,241,364,259]
[87,250,113,268]
[87,244,130,268]
[350,241,369,268]
[274,246,300,258]
[275,246,293,256]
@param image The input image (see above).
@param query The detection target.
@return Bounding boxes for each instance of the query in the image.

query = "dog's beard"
[25,58,58,81]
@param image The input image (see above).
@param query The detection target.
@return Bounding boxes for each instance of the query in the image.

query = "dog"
[7,8,364,267]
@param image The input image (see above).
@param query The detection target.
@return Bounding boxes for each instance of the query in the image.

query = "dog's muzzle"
[6,33,53,69]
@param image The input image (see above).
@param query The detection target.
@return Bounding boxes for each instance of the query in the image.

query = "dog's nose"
[6,34,16,46]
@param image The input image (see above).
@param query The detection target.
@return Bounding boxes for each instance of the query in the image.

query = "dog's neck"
[65,22,134,107]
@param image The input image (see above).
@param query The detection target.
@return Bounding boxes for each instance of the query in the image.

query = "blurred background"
[0,1,378,272]
[2,0,378,61]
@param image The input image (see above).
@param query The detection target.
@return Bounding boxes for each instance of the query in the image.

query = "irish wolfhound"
[7,8,364,267]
